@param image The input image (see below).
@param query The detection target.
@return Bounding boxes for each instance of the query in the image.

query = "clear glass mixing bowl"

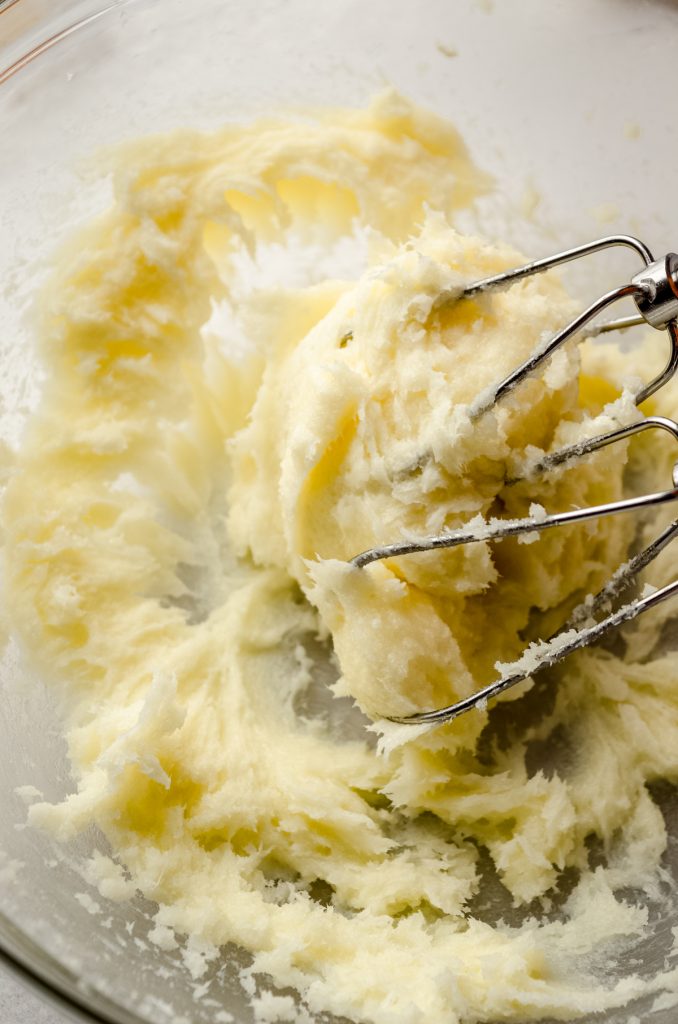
[3,1,678,1021]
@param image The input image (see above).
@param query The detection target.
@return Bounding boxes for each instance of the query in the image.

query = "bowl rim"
[0,0,119,84]
[0,920,144,1024]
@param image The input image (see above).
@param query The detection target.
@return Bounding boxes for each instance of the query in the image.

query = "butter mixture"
[7,92,678,1023]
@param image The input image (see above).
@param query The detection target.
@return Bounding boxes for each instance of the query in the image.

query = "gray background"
[1,967,64,1024]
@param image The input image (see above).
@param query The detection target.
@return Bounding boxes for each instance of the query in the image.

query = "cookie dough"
[6,91,678,1024]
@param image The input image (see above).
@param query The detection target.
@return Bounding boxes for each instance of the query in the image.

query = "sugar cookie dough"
[6,91,678,1024]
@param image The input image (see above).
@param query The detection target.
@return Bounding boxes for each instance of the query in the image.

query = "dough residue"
[6,91,678,1023]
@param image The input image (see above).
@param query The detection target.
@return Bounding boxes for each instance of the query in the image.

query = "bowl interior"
[3,1,678,1021]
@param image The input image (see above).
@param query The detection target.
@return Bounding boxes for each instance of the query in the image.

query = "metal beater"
[350,235,678,725]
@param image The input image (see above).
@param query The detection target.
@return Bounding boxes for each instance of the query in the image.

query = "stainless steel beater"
[350,235,678,726]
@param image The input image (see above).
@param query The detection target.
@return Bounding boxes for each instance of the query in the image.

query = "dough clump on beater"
[229,217,635,721]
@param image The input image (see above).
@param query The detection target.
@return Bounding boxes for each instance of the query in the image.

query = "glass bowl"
[2,1,678,1022]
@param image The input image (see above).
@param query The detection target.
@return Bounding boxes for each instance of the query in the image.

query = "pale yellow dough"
[6,91,678,1023]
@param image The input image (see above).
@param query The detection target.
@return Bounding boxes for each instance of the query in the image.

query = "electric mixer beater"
[351,235,678,725]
